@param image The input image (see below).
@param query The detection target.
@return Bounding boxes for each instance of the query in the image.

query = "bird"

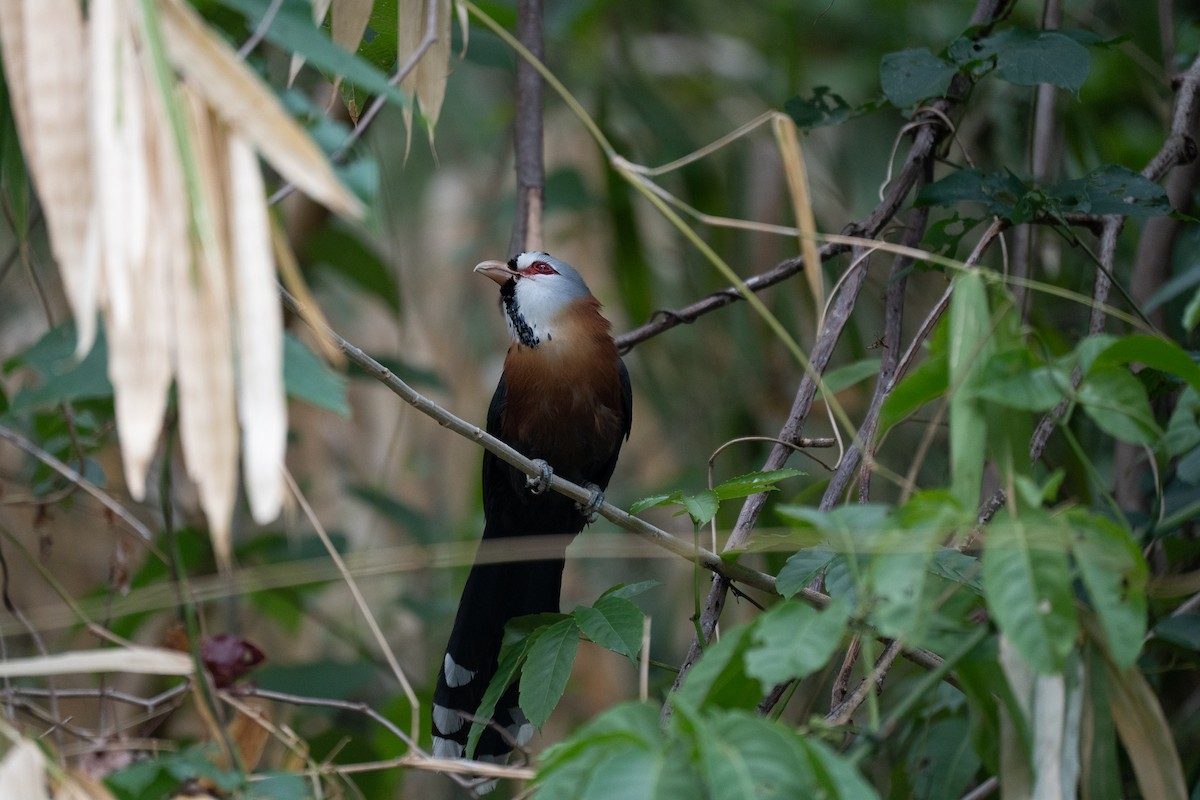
[431,252,632,771]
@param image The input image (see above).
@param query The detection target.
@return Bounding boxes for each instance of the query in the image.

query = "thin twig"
[235,0,285,59]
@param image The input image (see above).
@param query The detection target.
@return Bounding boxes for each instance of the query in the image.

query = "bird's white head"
[474,252,595,348]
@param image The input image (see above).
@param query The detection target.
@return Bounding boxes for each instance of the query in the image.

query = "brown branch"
[508,0,545,255]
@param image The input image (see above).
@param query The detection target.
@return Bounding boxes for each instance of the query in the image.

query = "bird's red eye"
[528,261,557,275]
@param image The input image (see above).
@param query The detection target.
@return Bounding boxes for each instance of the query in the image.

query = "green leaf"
[214,0,407,106]
[712,468,803,500]
[682,490,720,525]
[519,617,581,729]
[917,169,1033,223]
[880,341,948,432]
[988,29,1091,94]
[465,623,540,757]
[907,717,981,800]
[283,332,349,416]
[928,547,984,593]
[880,48,958,107]
[1049,165,1172,218]
[948,270,990,511]
[784,86,879,129]
[1089,334,1200,394]
[1152,615,1200,650]
[869,524,942,645]
[982,509,1077,673]
[574,596,644,663]
[775,546,837,599]
[674,623,760,711]
[1077,366,1160,446]
[303,224,399,312]
[629,491,679,516]
[578,747,700,800]
[252,773,313,800]
[599,580,661,601]
[7,323,113,414]
[1069,512,1147,668]
[1163,387,1200,458]
[744,598,850,690]
[969,351,1068,411]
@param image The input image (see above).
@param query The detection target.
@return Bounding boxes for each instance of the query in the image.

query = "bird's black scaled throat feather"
[499,278,540,349]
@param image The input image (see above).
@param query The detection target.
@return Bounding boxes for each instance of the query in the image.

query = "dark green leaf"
[1152,615,1200,650]
[744,598,850,690]
[466,624,540,758]
[917,169,1032,221]
[775,546,837,598]
[969,351,1068,411]
[879,343,948,432]
[519,617,581,728]
[982,509,1077,673]
[1077,366,1160,446]
[600,580,661,600]
[304,225,399,312]
[283,332,349,416]
[908,717,981,800]
[880,48,958,107]
[1089,334,1200,394]
[674,623,760,711]
[7,323,113,414]
[574,596,644,663]
[929,548,984,592]
[682,490,720,525]
[1069,512,1147,668]
[1164,387,1200,458]
[1049,165,1172,218]
[712,468,802,501]
[784,86,879,129]
[629,491,680,516]
[989,29,1090,94]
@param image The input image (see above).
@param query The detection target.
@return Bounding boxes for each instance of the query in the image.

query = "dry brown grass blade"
[54,772,118,800]
[272,221,343,365]
[773,113,824,316]
[159,0,364,219]
[172,93,240,570]
[228,134,286,524]
[1103,655,1187,800]
[0,647,193,677]
[332,0,375,55]
[3,0,99,354]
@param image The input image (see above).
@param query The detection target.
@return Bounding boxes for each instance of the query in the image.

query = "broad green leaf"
[1152,615,1200,650]
[1089,334,1200,394]
[982,509,1077,673]
[989,29,1090,94]
[578,747,700,800]
[599,580,661,601]
[744,598,850,691]
[822,358,883,393]
[869,524,942,644]
[629,491,678,516]
[574,596,644,663]
[969,351,1068,411]
[1069,512,1147,668]
[916,169,1031,220]
[303,224,399,312]
[465,623,539,757]
[879,345,948,432]
[674,623,760,711]
[1077,366,1160,446]
[1049,165,1172,218]
[776,503,893,536]
[535,702,666,798]
[907,717,980,800]
[6,323,113,414]
[948,270,990,511]
[283,332,349,416]
[682,490,720,525]
[775,546,837,598]
[519,617,581,729]
[928,548,984,593]
[880,48,958,107]
[1163,387,1200,458]
[784,86,879,129]
[712,468,802,500]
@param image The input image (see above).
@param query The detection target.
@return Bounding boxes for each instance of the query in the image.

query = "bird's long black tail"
[431,541,568,762]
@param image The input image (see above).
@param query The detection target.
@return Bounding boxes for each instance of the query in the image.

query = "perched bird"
[432,252,632,768]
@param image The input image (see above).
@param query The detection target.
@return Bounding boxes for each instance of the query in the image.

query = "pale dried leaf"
[271,222,343,365]
[0,0,33,161]
[159,0,364,218]
[92,0,172,499]
[0,647,193,678]
[331,0,374,56]
[227,134,286,524]
[54,772,117,800]
[454,0,468,58]
[0,739,47,800]
[288,0,335,85]
[414,0,452,137]
[773,113,824,316]
[17,0,100,354]
[396,0,423,157]
[172,94,239,569]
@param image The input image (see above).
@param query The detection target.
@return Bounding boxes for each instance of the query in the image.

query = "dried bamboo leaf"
[172,93,239,569]
[0,739,46,799]
[0,0,33,161]
[288,0,334,86]
[331,0,374,56]
[107,49,176,500]
[396,0,422,157]
[14,0,100,354]
[158,0,364,219]
[0,646,193,677]
[1103,656,1187,800]
[227,134,286,524]
[414,0,452,137]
